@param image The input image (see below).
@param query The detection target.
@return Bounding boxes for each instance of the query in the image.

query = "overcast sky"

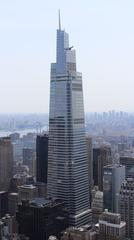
[0,0,134,113]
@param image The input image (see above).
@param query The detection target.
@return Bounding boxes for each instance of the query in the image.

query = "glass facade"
[47,26,91,226]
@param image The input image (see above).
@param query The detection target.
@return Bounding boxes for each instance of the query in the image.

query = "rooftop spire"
[58,9,61,30]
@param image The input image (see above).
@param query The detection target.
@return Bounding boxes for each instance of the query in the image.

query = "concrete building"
[103,164,125,213]
[61,225,98,240]
[99,210,126,240]
[93,145,112,191]
[47,13,91,226]
[119,178,134,239]
[16,198,68,240]
[18,185,38,203]
[91,189,103,223]
[0,137,13,191]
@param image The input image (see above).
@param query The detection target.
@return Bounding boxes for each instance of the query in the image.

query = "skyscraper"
[47,12,91,227]
[103,164,125,213]
[93,145,112,191]
[0,137,13,191]
[119,178,134,239]
[36,134,48,183]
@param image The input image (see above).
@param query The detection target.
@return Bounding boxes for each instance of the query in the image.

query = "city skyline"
[0,0,134,113]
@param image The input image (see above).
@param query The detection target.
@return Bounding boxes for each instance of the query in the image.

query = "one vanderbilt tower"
[48,12,91,227]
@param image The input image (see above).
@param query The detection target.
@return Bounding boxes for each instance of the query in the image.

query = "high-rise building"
[47,13,91,227]
[8,192,18,216]
[120,156,134,179]
[119,178,134,239]
[91,189,103,223]
[16,198,68,240]
[93,145,112,191]
[0,191,8,218]
[23,148,35,175]
[99,210,126,240]
[103,164,125,213]
[86,136,93,201]
[36,134,48,183]
[0,137,13,191]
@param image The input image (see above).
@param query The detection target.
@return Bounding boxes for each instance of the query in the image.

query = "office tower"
[0,137,13,191]
[86,136,93,200]
[47,13,91,227]
[120,156,134,178]
[36,134,48,183]
[0,191,8,218]
[93,145,112,190]
[119,178,134,239]
[99,210,126,240]
[8,192,18,216]
[23,148,35,175]
[61,225,98,240]
[91,189,103,223]
[103,164,125,213]
[18,185,38,203]
[16,198,68,240]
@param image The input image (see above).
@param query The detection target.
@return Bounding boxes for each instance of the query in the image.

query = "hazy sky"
[0,0,134,113]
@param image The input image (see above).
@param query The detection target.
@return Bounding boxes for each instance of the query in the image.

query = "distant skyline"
[0,0,134,113]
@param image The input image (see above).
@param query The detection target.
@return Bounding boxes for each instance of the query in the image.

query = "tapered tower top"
[58,9,61,30]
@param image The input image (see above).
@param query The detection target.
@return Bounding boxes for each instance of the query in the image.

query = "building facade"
[120,156,134,179]
[16,198,68,240]
[119,178,134,239]
[61,225,98,240]
[0,191,8,218]
[86,136,93,202]
[47,14,91,226]
[103,164,125,213]
[99,210,126,240]
[36,134,48,183]
[91,189,103,224]
[0,137,13,191]
[93,145,112,191]
[18,185,38,203]
[23,148,35,175]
